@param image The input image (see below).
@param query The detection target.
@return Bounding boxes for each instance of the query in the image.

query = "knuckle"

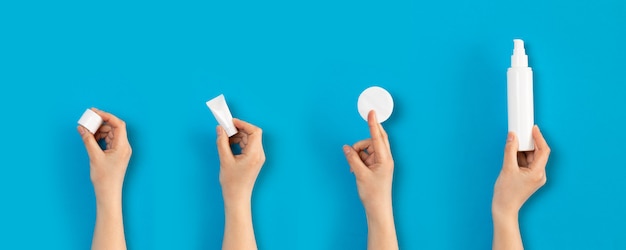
[532,171,546,183]
[353,168,365,178]
[347,154,359,164]
[500,166,511,174]
[368,123,377,130]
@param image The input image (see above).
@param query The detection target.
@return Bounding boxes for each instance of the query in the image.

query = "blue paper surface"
[0,0,624,249]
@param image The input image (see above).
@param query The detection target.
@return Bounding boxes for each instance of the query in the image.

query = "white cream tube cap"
[78,109,103,134]
[206,94,238,137]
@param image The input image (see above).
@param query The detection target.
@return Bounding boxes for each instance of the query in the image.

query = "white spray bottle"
[507,39,534,151]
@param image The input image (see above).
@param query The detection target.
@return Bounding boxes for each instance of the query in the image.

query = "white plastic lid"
[78,109,103,134]
[357,86,394,123]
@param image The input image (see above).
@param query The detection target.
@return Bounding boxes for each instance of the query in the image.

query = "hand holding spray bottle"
[507,39,534,151]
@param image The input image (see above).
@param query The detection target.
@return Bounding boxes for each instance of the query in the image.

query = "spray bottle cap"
[511,39,528,68]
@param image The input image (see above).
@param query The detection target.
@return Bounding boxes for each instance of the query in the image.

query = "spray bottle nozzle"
[513,39,525,54]
[511,39,529,68]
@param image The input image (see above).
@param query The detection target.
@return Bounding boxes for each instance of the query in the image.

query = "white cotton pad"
[78,109,103,134]
[357,86,394,123]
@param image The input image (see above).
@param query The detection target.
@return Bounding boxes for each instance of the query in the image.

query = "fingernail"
[77,126,85,135]
[506,133,513,142]
[343,145,351,154]
[216,126,222,135]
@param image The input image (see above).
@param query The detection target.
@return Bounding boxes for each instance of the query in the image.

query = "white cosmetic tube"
[507,39,535,151]
[206,94,238,137]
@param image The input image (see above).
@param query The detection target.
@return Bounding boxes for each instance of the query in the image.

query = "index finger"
[367,110,389,161]
[91,108,129,147]
[530,125,551,170]
[233,118,263,151]
[352,139,372,152]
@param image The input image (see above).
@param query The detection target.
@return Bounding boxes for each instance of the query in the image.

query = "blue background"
[1,0,625,249]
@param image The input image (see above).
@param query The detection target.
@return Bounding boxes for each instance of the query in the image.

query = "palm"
[517,151,535,168]
[95,124,115,151]
[357,143,378,167]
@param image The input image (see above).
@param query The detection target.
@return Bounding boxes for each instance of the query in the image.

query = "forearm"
[492,209,523,250]
[365,200,398,250]
[223,198,257,250]
[92,193,126,250]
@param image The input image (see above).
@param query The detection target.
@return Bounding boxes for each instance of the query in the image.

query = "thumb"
[503,132,519,169]
[77,126,101,159]
[343,145,368,175]
[216,126,234,164]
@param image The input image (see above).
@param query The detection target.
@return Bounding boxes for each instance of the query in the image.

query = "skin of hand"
[492,125,551,250]
[77,108,131,250]
[343,110,398,250]
[216,118,265,250]
[216,118,266,205]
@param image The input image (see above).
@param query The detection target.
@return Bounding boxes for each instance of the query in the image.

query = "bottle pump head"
[511,39,528,68]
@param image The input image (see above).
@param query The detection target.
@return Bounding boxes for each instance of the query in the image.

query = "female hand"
[342,110,394,211]
[493,125,551,217]
[216,118,266,205]
[77,108,132,200]
[342,110,398,250]
[77,108,130,250]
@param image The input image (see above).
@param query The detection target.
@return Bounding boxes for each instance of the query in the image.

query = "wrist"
[492,204,519,223]
[94,185,123,207]
[364,200,396,235]
[221,185,253,204]
[363,194,392,212]
[223,191,252,208]
[364,198,393,218]
[95,194,122,213]
[223,198,252,219]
